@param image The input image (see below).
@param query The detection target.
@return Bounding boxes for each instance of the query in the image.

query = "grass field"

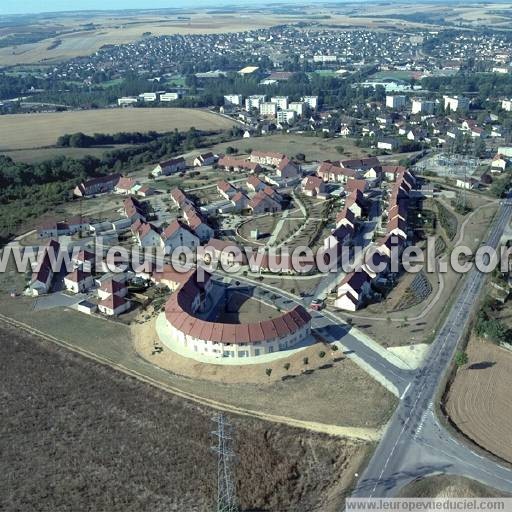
[445,335,512,463]
[212,133,367,162]
[0,323,368,512]
[2,145,136,163]
[0,108,237,151]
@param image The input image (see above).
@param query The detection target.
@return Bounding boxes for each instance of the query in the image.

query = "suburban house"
[247,175,267,192]
[161,219,200,253]
[152,157,186,177]
[377,138,399,151]
[193,152,217,167]
[382,165,407,182]
[63,269,94,294]
[301,176,326,197]
[27,240,61,296]
[73,174,121,197]
[217,180,238,199]
[277,158,300,179]
[249,150,285,167]
[202,238,248,268]
[249,191,282,213]
[151,265,198,291]
[124,196,146,222]
[96,276,130,316]
[115,177,139,195]
[170,187,193,208]
[71,249,95,271]
[317,161,357,183]
[324,224,353,251]
[218,156,262,173]
[183,205,214,241]
[345,189,366,218]
[98,293,130,317]
[336,207,356,230]
[335,268,373,311]
[131,220,163,247]
[491,154,509,173]
[230,191,250,212]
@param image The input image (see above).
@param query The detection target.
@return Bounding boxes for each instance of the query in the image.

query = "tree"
[455,351,469,368]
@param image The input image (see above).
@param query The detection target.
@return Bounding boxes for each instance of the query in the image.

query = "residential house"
[247,175,266,192]
[73,174,121,197]
[335,268,373,311]
[152,157,186,177]
[301,176,326,197]
[217,180,238,199]
[27,240,61,296]
[64,269,94,294]
[98,293,130,317]
[218,156,262,173]
[194,152,217,167]
[115,177,138,195]
[132,221,162,247]
[249,191,282,214]
[161,220,200,253]
[249,151,285,167]
[183,205,214,242]
[491,154,509,173]
[123,196,146,222]
[277,157,300,179]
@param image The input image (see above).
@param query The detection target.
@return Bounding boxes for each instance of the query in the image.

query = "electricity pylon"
[211,413,238,512]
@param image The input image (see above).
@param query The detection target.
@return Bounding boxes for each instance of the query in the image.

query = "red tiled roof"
[164,271,311,345]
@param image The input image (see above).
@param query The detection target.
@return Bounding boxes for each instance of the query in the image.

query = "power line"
[211,413,238,512]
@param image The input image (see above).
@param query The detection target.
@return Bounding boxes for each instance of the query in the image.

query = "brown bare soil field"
[0,323,368,512]
[445,336,512,463]
[398,475,509,498]
[0,108,236,151]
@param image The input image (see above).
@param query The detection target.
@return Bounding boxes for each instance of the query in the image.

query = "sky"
[2,0,308,16]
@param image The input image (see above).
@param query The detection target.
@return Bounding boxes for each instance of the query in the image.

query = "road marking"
[400,383,411,400]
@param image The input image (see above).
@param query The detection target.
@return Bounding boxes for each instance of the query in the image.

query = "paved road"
[224,273,412,396]
[352,194,512,498]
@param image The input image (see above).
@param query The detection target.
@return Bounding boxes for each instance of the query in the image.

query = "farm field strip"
[0,108,238,150]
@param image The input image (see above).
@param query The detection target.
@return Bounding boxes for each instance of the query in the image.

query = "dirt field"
[0,290,397,430]
[0,108,237,151]
[399,475,510,498]
[212,134,368,162]
[0,323,369,512]
[445,336,512,463]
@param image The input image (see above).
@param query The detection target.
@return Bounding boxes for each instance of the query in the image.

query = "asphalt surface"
[352,194,512,498]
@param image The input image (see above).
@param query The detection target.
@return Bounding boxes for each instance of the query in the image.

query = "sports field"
[0,108,237,151]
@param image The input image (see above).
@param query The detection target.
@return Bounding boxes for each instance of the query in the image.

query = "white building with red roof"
[27,240,61,296]
[158,270,312,360]
[301,175,326,197]
[64,269,94,294]
[249,150,285,167]
[249,191,282,214]
[152,157,186,177]
[161,220,200,253]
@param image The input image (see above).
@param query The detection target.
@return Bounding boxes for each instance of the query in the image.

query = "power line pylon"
[211,413,238,512]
